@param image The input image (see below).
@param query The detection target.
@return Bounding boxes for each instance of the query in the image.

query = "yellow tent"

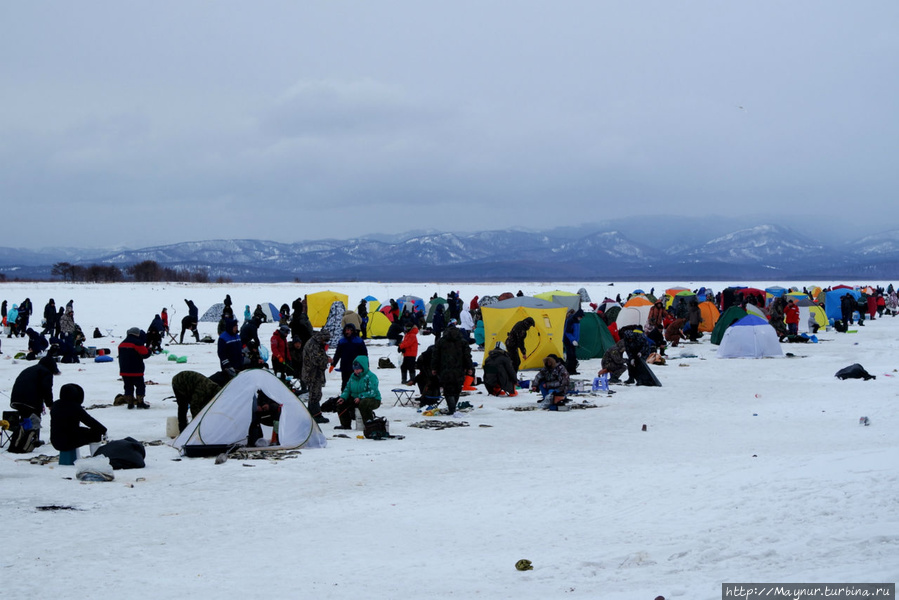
[534,290,580,312]
[664,287,690,308]
[482,297,567,370]
[306,291,350,328]
[368,310,393,338]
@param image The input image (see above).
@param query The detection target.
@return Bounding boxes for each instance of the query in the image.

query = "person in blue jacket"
[563,309,583,375]
[331,323,368,392]
[217,318,243,378]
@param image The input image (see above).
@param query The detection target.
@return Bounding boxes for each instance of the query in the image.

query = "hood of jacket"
[351,355,371,376]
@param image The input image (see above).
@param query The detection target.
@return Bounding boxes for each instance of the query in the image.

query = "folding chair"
[1,411,21,449]
[391,388,416,407]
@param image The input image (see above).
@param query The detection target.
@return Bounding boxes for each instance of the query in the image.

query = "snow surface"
[1,281,897,600]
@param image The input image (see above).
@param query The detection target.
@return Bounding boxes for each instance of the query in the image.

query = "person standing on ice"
[301,329,331,424]
[118,327,150,409]
[331,323,368,392]
[217,318,243,378]
[180,298,200,343]
[784,299,800,336]
[504,317,535,375]
[398,322,419,385]
[431,321,471,415]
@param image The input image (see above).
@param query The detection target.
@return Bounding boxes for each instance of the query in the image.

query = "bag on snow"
[363,416,390,440]
[378,357,396,369]
[7,418,39,454]
[93,437,146,469]
[835,363,875,381]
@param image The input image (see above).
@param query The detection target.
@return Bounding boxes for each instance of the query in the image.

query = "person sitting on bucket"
[530,354,569,410]
[335,356,381,430]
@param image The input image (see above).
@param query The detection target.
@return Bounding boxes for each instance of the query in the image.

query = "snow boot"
[126,395,136,409]
[135,396,150,409]
[445,396,458,415]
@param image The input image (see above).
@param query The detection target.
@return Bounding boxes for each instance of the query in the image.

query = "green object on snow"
[176,356,188,363]
[515,559,533,571]
[168,354,178,361]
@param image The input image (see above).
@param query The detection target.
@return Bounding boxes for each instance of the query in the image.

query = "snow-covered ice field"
[1,281,897,600]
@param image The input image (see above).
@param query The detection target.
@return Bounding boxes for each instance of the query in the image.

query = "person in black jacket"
[50,383,107,451]
[180,299,200,343]
[240,316,262,349]
[25,328,50,360]
[431,323,472,415]
[505,317,535,374]
[42,298,58,337]
[9,354,60,445]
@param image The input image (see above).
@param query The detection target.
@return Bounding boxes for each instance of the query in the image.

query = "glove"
[225,367,237,378]
[572,341,578,347]
[328,365,335,373]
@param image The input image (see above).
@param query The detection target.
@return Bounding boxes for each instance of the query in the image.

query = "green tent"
[576,312,617,360]
[710,306,748,345]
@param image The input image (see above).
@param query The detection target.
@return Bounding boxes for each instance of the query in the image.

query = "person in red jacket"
[784,299,801,335]
[118,327,151,409]
[398,323,419,385]
[270,325,291,381]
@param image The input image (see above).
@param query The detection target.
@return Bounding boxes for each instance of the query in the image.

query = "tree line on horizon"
[12,260,226,284]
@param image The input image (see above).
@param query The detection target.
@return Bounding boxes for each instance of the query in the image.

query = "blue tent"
[824,289,860,322]
[397,295,426,316]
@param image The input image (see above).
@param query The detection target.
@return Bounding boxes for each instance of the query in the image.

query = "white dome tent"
[717,315,783,359]
[172,369,327,455]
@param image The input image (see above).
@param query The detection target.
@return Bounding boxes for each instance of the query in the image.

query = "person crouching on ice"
[335,357,381,430]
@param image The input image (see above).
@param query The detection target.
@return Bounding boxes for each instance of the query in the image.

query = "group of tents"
[173,284,872,455]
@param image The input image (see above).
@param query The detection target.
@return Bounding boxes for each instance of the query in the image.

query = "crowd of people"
[4,283,895,454]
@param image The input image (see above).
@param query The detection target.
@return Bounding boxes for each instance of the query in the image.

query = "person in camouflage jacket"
[301,330,331,423]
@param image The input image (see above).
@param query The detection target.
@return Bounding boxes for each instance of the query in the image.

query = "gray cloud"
[1,1,898,249]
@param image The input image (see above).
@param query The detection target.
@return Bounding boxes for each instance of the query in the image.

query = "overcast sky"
[2,2,897,250]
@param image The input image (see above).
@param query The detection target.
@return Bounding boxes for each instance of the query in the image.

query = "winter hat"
[224,318,238,331]
[279,325,290,336]
[448,318,458,327]
[39,355,61,375]
[59,383,85,405]
[127,327,141,337]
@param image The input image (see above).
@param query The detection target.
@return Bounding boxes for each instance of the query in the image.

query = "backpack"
[377,357,396,369]
[7,417,39,454]
[363,416,390,440]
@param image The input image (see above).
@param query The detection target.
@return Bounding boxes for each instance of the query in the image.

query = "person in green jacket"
[335,355,381,429]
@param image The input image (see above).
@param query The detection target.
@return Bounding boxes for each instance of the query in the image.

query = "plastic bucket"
[166,416,180,438]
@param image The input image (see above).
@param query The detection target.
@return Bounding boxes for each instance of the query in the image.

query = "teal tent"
[576,313,616,360]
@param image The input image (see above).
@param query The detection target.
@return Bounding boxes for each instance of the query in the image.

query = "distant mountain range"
[2,220,898,282]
